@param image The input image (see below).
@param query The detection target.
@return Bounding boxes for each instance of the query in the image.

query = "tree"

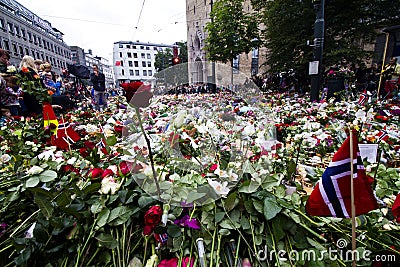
[154,48,173,72]
[176,41,188,64]
[252,0,400,74]
[205,0,259,67]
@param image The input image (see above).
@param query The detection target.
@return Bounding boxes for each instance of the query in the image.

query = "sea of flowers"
[0,88,400,267]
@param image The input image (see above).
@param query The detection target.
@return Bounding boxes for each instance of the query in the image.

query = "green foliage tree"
[251,0,400,73]
[154,48,173,72]
[205,0,259,67]
[176,41,188,64]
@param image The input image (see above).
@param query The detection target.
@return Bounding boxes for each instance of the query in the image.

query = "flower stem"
[134,107,161,201]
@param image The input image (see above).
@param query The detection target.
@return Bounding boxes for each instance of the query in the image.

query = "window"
[19,46,23,56]
[38,37,42,47]
[132,46,136,49]
[21,29,26,39]
[147,62,151,67]
[7,22,13,33]
[120,61,124,66]
[0,19,4,30]
[3,40,9,51]
[133,53,138,58]
[15,26,20,36]
[36,51,39,59]
[27,32,32,42]
[134,61,139,67]
[153,47,158,51]
[143,70,147,76]
[33,35,37,44]
[127,52,132,58]
[25,48,29,56]
[146,46,150,50]
[140,46,144,49]
[119,52,122,57]
[12,43,17,55]
[129,69,134,76]
[135,70,139,76]
[121,69,125,75]
[119,44,123,48]
[141,53,145,59]
[128,61,133,67]
[142,61,146,67]
[147,53,151,59]
[148,70,152,76]
[126,44,130,48]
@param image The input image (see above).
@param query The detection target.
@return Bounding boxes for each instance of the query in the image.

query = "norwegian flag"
[393,193,400,223]
[154,232,168,245]
[51,119,81,150]
[96,124,108,154]
[306,131,378,218]
[358,91,368,106]
[376,126,389,142]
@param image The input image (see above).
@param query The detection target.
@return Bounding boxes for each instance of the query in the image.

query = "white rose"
[27,166,44,175]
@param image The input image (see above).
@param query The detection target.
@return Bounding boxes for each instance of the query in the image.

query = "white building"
[113,41,174,86]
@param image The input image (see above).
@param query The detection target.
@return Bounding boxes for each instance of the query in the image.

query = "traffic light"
[172,57,180,65]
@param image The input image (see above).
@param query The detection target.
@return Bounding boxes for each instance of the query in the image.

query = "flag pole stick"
[62,115,72,155]
[349,128,357,267]
[377,32,389,100]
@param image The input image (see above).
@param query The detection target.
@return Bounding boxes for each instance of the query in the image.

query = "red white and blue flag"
[96,124,108,154]
[375,126,389,142]
[306,131,378,218]
[358,91,369,106]
[51,119,80,150]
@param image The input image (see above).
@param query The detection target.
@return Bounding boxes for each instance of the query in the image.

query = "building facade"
[185,0,267,86]
[0,0,72,72]
[112,41,175,86]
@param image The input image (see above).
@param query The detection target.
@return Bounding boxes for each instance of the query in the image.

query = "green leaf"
[95,233,118,249]
[107,206,136,226]
[55,191,72,207]
[215,212,225,223]
[39,170,57,183]
[263,195,282,220]
[138,195,157,208]
[26,176,40,188]
[97,208,110,228]
[167,224,182,237]
[224,192,238,212]
[186,192,206,203]
[34,192,54,219]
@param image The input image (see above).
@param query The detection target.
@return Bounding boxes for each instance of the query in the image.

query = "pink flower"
[158,257,194,267]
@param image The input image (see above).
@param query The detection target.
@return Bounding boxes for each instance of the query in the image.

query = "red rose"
[79,148,89,158]
[62,164,74,173]
[118,161,132,176]
[209,164,218,171]
[120,82,153,108]
[84,141,96,150]
[101,168,115,178]
[87,168,104,179]
[114,124,124,134]
[143,205,162,235]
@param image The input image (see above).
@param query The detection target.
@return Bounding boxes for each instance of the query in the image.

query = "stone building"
[0,0,72,72]
[185,0,268,87]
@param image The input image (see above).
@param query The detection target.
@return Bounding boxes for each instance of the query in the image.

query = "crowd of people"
[0,48,111,124]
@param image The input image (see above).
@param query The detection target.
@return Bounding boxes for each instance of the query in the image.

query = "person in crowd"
[0,49,10,73]
[382,57,400,97]
[90,64,106,111]
[0,74,23,116]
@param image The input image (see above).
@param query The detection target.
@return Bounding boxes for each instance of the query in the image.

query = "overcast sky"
[16,0,187,62]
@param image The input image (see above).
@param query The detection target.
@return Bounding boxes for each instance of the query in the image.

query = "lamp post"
[310,0,325,102]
